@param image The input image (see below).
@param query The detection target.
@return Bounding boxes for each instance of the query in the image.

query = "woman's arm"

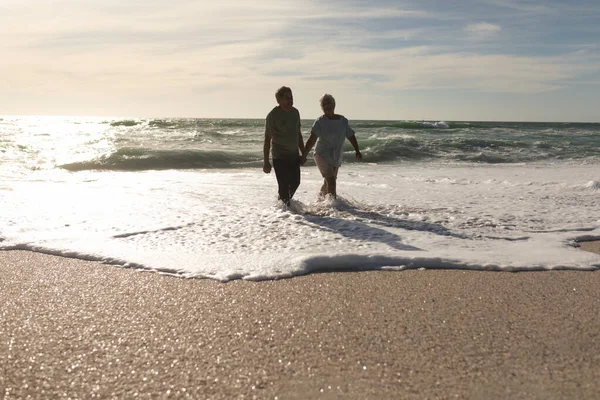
[301,133,318,164]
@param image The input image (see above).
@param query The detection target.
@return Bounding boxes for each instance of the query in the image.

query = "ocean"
[1,116,599,280]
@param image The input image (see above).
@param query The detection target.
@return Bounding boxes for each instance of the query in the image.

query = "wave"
[148,119,179,128]
[352,121,462,129]
[583,181,600,191]
[106,118,452,131]
[351,121,600,132]
[108,118,265,130]
[357,136,433,162]
[148,118,263,129]
[49,117,600,171]
[354,134,599,164]
[58,148,263,171]
[456,153,512,164]
[109,120,142,127]
[58,135,600,171]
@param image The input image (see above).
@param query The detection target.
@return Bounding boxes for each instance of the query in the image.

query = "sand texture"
[579,240,600,256]
[1,250,600,399]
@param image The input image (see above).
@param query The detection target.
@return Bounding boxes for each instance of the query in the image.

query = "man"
[263,86,305,206]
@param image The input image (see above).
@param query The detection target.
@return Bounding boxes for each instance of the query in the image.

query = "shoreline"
[2,249,600,399]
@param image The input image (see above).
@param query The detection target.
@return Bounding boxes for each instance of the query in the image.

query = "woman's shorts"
[314,153,339,179]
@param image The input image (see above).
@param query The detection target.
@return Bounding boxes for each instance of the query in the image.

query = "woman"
[301,94,362,199]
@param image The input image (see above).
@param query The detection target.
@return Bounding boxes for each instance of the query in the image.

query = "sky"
[1,0,599,121]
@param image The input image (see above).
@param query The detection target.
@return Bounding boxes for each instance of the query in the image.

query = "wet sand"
[1,249,600,399]
[579,240,600,256]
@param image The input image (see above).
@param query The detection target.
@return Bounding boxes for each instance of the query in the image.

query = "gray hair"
[275,86,292,101]
[320,94,335,108]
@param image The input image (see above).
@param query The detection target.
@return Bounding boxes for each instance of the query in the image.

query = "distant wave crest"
[110,120,141,127]
[352,121,460,129]
[108,118,264,130]
[58,148,262,171]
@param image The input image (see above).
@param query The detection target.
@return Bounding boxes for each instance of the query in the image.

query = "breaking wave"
[59,148,263,171]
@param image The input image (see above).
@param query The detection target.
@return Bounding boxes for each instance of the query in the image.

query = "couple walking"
[263,86,362,206]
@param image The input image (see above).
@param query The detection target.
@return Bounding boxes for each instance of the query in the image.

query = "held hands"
[300,154,307,166]
[263,160,272,174]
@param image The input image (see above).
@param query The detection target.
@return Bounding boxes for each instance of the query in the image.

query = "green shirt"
[265,106,301,160]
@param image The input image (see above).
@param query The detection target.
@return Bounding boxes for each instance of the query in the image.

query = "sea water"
[1,116,599,280]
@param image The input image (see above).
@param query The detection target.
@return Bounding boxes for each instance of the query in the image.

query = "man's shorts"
[314,153,339,179]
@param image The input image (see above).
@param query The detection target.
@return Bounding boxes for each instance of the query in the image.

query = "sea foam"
[1,163,599,281]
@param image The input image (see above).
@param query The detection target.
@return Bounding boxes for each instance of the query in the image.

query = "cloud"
[288,47,585,93]
[464,22,502,40]
[1,0,599,120]
[479,0,552,14]
[0,2,592,98]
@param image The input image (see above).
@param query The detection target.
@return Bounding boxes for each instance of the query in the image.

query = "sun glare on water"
[6,116,116,172]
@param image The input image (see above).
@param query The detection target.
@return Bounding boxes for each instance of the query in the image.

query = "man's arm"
[347,135,362,161]
[263,133,272,173]
[297,128,306,164]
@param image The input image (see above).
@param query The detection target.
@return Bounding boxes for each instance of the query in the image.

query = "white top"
[310,115,355,166]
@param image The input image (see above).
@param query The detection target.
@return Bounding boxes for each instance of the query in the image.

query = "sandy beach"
[1,248,599,400]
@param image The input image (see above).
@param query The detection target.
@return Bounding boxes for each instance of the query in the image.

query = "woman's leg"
[314,154,338,199]
[325,165,339,198]
[320,179,327,197]
[325,176,336,198]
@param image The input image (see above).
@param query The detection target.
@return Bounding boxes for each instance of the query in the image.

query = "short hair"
[320,93,336,108]
[275,86,292,101]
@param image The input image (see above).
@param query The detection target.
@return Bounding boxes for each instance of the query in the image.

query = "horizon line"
[1,114,599,124]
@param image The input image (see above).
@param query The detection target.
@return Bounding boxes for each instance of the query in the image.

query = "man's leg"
[273,159,291,204]
[287,157,301,200]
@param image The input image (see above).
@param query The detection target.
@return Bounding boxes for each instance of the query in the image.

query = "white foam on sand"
[1,163,600,281]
